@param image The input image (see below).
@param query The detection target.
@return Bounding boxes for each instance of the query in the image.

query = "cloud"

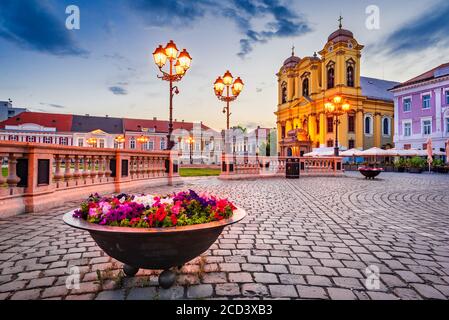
[0,0,88,56]
[39,102,66,109]
[377,1,449,55]
[126,0,311,58]
[109,86,128,95]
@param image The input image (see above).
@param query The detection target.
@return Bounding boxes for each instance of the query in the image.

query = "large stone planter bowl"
[63,208,246,288]
[359,169,382,180]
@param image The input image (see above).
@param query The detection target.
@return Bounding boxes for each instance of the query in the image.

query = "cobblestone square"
[1,172,448,300]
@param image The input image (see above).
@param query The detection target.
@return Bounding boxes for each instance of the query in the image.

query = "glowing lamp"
[325,102,335,113]
[232,77,244,93]
[333,96,342,104]
[175,60,185,76]
[214,77,225,93]
[178,49,192,70]
[152,45,167,68]
[223,70,233,86]
[342,102,351,112]
[164,40,179,59]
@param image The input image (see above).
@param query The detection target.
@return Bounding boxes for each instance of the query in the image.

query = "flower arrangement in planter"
[64,190,246,289]
[73,190,236,228]
[358,166,384,179]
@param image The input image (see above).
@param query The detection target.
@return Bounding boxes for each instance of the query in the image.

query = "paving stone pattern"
[0,172,448,300]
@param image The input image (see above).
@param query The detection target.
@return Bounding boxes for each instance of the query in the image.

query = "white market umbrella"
[354,147,392,157]
[339,148,360,157]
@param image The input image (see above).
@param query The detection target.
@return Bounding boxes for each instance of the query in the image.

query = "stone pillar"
[0,156,6,185]
[374,113,382,147]
[339,113,348,149]
[105,156,112,178]
[82,156,90,181]
[90,156,97,179]
[319,113,326,147]
[97,156,105,179]
[308,114,317,143]
[355,110,364,149]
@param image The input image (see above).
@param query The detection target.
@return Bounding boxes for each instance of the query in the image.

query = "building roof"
[283,55,301,68]
[71,115,124,134]
[0,112,73,131]
[124,118,211,133]
[361,77,399,102]
[391,62,449,90]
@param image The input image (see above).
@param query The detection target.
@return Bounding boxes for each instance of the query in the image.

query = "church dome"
[283,55,300,68]
[328,28,354,43]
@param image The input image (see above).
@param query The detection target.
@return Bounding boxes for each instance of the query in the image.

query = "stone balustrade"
[0,141,180,217]
[219,154,343,180]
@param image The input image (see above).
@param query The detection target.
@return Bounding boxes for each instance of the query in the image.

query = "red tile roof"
[393,62,449,89]
[0,112,73,132]
[124,118,211,133]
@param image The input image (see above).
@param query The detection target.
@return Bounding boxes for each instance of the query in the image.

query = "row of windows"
[8,135,69,144]
[403,91,449,112]
[281,61,356,104]
[281,115,391,138]
[326,139,356,149]
[129,138,165,150]
[403,118,449,137]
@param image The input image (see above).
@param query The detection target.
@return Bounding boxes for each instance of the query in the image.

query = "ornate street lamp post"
[214,71,244,130]
[186,136,195,165]
[153,40,192,151]
[324,96,351,156]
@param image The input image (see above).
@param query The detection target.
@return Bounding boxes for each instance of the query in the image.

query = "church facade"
[275,24,399,157]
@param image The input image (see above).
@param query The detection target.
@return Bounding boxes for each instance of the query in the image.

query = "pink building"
[391,63,449,151]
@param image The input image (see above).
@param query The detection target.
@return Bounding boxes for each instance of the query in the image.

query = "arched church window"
[327,67,335,89]
[281,82,287,104]
[347,65,354,87]
[302,78,309,97]
[383,117,390,136]
[364,115,373,135]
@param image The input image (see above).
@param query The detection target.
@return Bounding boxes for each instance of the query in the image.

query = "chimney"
[106,115,109,118]
[85,114,90,117]
[153,117,157,121]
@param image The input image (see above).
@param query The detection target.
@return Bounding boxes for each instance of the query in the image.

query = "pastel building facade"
[391,63,449,151]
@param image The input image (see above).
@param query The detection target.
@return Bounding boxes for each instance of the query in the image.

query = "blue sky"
[0,0,448,130]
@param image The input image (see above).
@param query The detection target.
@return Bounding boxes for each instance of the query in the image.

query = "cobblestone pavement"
[1,172,449,300]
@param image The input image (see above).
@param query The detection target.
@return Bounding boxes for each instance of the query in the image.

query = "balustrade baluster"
[73,156,81,182]
[6,153,21,187]
[105,156,112,178]
[0,156,6,185]
[64,155,72,181]
[90,156,98,179]
[82,156,90,181]
[54,155,63,183]
[97,156,105,178]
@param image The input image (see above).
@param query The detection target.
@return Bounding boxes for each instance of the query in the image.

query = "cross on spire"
[291,44,295,56]
[338,15,343,29]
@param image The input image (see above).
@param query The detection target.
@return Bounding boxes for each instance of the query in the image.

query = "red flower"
[130,218,140,226]
[170,214,177,226]
[156,205,167,222]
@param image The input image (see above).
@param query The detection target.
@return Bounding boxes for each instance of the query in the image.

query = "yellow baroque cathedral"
[275,23,399,157]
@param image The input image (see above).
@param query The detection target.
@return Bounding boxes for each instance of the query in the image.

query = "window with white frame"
[43,136,52,144]
[446,117,449,134]
[382,117,391,136]
[8,135,19,141]
[60,137,68,145]
[26,136,36,142]
[403,121,412,137]
[364,115,373,135]
[446,90,449,105]
[422,94,431,109]
[160,138,166,150]
[422,119,432,135]
[147,141,154,150]
[99,139,105,148]
[130,138,136,149]
[403,98,411,112]
[78,138,84,147]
